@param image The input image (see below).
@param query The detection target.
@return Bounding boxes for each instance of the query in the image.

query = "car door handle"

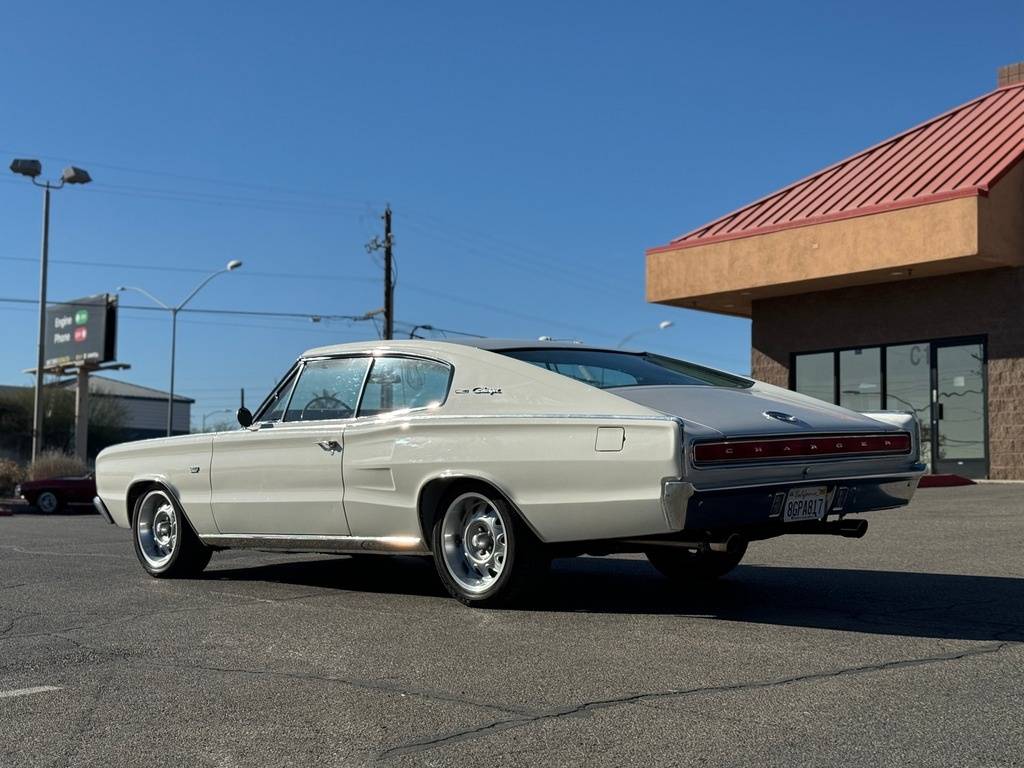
[316,440,342,454]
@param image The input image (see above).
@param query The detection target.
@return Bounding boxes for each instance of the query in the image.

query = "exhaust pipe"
[709,534,745,554]
[837,518,868,538]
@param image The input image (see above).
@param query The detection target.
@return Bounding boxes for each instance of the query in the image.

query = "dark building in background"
[647,64,1024,479]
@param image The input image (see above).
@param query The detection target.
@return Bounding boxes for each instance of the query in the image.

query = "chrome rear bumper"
[679,473,921,532]
[666,465,925,533]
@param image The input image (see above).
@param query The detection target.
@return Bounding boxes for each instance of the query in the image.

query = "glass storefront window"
[839,347,881,411]
[794,352,834,403]
[791,338,987,477]
[885,344,932,470]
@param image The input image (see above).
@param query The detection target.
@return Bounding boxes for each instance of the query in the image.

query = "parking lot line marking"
[0,686,62,700]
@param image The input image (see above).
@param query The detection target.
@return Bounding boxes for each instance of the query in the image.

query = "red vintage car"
[15,474,97,513]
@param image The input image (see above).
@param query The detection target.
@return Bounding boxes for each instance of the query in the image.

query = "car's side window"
[283,357,371,422]
[357,357,451,418]
[258,368,299,423]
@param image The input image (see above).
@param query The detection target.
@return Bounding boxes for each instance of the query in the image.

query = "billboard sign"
[44,294,118,369]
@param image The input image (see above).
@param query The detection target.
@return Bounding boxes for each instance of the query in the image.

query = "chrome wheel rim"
[37,492,58,513]
[136,491,178,568]
[441,492,509,594]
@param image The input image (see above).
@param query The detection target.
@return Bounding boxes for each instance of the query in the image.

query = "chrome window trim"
[353,355,375,417]
[276,360,305,423]
[281,356,373,425]
[498,347,753,390]
[252,361,302,425]
[354,354,455,420]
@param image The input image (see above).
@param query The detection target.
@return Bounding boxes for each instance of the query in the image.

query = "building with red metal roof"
[646,63,1024,479]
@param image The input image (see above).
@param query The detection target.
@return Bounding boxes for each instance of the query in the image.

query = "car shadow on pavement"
[205,555,1024,643]
[539,558,1024,642]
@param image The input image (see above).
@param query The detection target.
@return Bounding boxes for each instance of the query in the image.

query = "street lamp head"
[116,286,127,292]
[10,158,42,178]
[61,166,92,185]
[226,259,243,271]
[658,320,674,330]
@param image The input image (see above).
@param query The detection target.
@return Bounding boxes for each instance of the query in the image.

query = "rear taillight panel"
[692,432,912,466]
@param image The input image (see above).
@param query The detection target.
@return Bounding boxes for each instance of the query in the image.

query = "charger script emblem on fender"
[455,386,502,396]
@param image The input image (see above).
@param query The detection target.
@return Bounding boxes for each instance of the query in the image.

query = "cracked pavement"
[1,485,1022,767]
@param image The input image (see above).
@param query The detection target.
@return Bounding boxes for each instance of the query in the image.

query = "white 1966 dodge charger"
[94,339,925,606]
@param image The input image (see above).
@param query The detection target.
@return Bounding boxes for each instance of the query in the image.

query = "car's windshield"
[500,348,751,389]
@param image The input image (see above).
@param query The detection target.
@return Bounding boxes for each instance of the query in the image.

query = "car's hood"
[608,383,898,439]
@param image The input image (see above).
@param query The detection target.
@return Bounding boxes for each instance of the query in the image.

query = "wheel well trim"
[414,471,546,545]
[125,475,196,532]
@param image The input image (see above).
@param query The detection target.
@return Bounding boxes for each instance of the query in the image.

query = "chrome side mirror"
[236,407,253,428]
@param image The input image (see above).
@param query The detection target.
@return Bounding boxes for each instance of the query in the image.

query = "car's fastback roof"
[300,338,626,358]
[296,338,670,419]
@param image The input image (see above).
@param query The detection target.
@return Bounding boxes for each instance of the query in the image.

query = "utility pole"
[383,205,394,340]
[367,205,394,340]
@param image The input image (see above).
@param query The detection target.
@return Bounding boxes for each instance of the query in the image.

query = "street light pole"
[119,259,242,437]
[169,307,179,436]
[32,184,51,462]
[201,408,233,432]
[617,320,674,349]
[10,159,92,462]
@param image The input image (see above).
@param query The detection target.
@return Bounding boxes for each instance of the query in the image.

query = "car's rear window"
[500,349,751,389]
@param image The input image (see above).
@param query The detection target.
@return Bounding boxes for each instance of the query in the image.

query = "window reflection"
[839,348,881,411]
[936,343,985,461]
[794,352,834,403]
[885,344,932,470]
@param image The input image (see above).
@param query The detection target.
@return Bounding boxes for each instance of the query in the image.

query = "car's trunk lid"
[608,383,897,439]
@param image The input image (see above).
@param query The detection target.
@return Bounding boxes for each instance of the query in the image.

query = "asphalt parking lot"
[1,485,1022,767]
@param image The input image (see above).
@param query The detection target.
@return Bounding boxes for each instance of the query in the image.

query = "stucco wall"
[751,268,1024,479]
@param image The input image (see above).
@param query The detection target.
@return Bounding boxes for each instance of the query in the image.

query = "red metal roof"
[653,82,1024,252]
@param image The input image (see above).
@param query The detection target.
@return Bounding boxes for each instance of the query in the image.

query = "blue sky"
[2,1,1023,428]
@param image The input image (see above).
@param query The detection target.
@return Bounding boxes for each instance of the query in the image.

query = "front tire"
[36,491,62,514]
[132,488,212,578]
[646,543,747,583]
[431,486,546,607]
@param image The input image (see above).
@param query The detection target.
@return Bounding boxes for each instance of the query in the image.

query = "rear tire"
[646,543,747,583]
[36,491,62,514]
[132,488,212,578]
[430,485,547,607]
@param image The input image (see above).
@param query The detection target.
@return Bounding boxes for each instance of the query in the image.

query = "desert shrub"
[29,450,87,481]
[0,458,27,496]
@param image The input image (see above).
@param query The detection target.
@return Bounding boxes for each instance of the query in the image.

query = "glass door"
[885,344,932,471]
[932,341,987,478]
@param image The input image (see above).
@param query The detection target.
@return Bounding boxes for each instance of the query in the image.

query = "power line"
[0,255,380,284]
[0,152,632,299]
[0,148,382,206]
[402,219,629,301]
[0,295,373,323]
[393,321,485,339]
[0,296,484,339]
[398,284,615,340]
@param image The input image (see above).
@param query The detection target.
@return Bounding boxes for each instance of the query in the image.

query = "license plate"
[783,486,829,523]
